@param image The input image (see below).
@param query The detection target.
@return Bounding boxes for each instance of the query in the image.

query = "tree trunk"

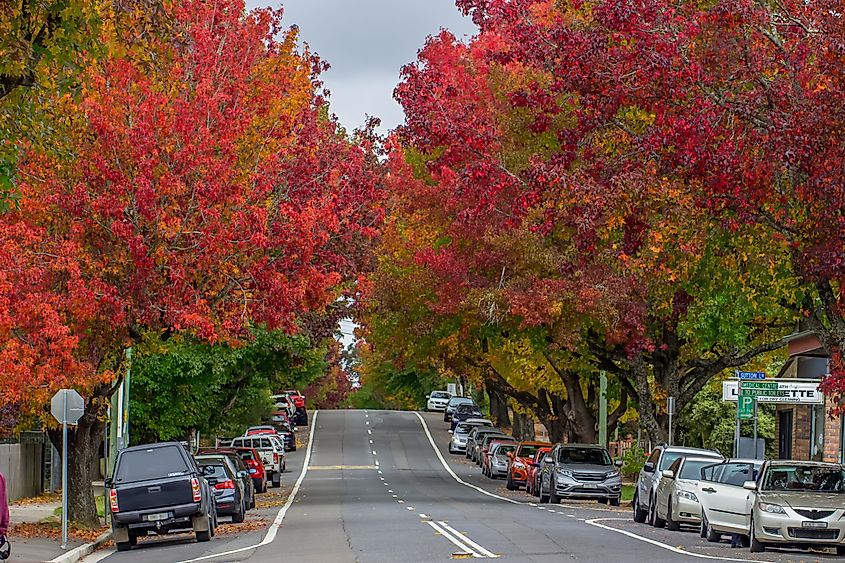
[48,410,106,528]
[486,383,511,428]
[511,410,536,441]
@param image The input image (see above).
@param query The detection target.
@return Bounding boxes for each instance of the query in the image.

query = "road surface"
[86,410,843,562]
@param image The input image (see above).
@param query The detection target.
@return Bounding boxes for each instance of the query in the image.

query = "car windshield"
[762,465,845,493]
[557,447,611,466]
[494,444,516,457]
[455,423,476,434]
[660,451,719,471]
[679,460,714,480]
[431,391,450,399]
[448,397,474,407]
[518,445,543,458]
[115,445,189,482]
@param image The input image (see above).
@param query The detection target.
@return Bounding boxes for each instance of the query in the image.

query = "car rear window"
[115,445,189,482]
[199,463,228,479]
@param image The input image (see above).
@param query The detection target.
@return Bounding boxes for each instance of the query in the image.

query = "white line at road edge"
[414,412,761,562]
[584,518,759,563]
[175,410,320,563]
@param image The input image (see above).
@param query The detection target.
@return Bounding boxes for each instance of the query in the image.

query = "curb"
[48,531,111,563]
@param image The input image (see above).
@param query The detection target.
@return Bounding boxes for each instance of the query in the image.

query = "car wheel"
[448,444,454,454]
[597,497,608,504]
[128,533,138,547]
[632,492,647,523]
[836,546,845,556]
[650,496,665,528]
[506,474,516,491]
[666,499,680,531]
[548,478,560,504]
[539,479,550,503]
[250,491,256,510]
[195,513,212,543]
[609,497,620,507]
[232,499,245,523]
[116,540,132,552]
[272,472,281,488]
[699,514,708,538]
[749,518,765,553]
[705,519,720,543]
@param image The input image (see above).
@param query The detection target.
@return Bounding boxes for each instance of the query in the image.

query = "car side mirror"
[643,462,655,473]
[104,478,113,488]
[615,460,623,467]
[661,469,674,479]
[743,481,757,491]
[238,470,249,478]
[249,468,257,475]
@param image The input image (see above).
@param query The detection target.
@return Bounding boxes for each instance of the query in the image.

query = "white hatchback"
[426,391,452,412]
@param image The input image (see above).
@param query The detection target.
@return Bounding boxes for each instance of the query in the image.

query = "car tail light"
[109,489,119,513]
[191,477,202,501]
[215,479,236,490]
[273,453,279,463]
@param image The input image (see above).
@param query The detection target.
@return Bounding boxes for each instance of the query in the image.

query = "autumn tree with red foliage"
[0,0,380,525]
[378,0,814,442]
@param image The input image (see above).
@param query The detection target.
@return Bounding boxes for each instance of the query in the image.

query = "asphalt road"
[84,410,845,563]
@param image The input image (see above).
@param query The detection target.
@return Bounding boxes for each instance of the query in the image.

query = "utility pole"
[598,372,607,448]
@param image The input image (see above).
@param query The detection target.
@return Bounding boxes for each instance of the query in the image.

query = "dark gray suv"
[538,444,622,505]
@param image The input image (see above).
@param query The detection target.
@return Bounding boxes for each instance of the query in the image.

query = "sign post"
[734,372,765,458]
[50,389,85,550]
[667,396,676,446]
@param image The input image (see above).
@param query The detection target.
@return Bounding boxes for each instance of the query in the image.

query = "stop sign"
[51,389,85,424]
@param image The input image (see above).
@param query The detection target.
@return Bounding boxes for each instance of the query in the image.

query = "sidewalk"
[7,500,104,563]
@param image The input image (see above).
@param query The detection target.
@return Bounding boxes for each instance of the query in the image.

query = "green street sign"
[737,393,755,420]
[741,381,778,390]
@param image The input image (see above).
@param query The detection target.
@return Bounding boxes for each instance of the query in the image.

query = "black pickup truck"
[107,442,216,551]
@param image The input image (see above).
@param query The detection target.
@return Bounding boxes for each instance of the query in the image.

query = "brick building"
[775,331,843,463]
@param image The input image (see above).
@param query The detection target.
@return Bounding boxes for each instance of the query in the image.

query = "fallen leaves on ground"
[215,517,268,536]
[10,522,108,542]
[12,492,62,506]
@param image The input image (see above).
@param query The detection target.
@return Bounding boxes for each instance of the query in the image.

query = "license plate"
[802,521,828,528]
[145,512,170,522]
[582,483,597,489]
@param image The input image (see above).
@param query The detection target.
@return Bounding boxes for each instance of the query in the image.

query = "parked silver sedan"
[654,456,718,530]
[748,460,845,554]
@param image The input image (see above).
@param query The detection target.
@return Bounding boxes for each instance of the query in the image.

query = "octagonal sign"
[51,389,85,424]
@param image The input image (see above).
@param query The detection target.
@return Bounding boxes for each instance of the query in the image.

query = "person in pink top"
[0,470,9,540]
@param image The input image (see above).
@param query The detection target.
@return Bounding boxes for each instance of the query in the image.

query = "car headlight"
[556,469,572,477]
[677,490,698,502]
[513,461,525,469]
[605,470,620,479]
[758,502,785,514]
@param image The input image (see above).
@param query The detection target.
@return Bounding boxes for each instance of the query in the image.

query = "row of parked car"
[631,443,845,555]
[433,393,623,506]
[431,391,845,556]
[107,390,308,552]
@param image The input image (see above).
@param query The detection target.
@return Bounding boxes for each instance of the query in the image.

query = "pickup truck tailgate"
[116,476,194,512]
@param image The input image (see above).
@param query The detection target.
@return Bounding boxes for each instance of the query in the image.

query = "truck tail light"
[273,453,279,464]
[191,477,202,502]
[109,489,119,513]
[215,479,236,490]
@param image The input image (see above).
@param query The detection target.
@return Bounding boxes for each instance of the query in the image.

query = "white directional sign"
[51,389,85,424]
[722,379,823,405]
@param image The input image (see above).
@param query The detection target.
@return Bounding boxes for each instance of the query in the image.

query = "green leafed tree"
[130,329,326,444]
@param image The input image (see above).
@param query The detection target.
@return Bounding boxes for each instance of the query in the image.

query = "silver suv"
[538,444,623,505]
[633,444,722,526]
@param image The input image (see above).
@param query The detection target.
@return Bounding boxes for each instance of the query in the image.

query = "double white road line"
[427,520,498,558]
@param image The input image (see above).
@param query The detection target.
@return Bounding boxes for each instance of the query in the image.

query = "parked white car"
[230,434,286,488]
[747,460,845,554]
[426,390,452,412]
[654,456,719,530]
[697,459,762,542]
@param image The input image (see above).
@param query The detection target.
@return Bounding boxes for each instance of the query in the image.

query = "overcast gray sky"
[245,0,477,133]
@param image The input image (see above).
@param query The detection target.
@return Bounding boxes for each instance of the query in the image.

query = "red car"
[246,425,277,436]
[525,447,552,497]
[198,447,267,493]
[283,390,308,426]
[507,442,551,491]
